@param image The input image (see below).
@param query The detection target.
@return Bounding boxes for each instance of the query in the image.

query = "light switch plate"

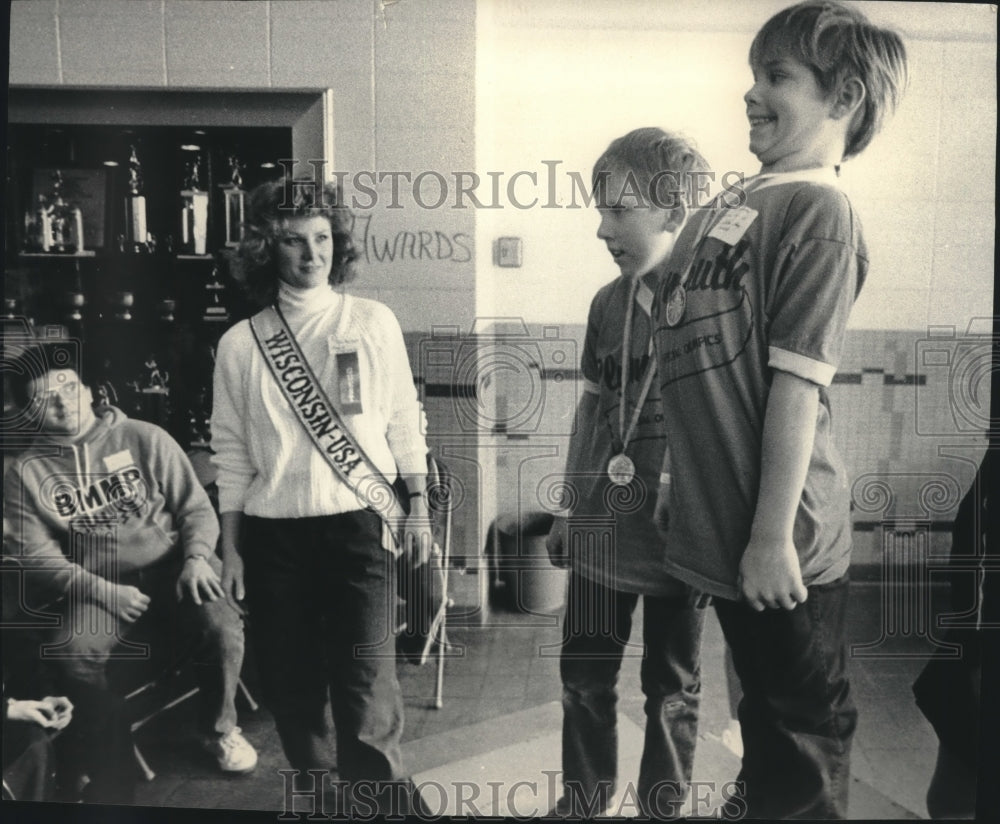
[495,236,523,267]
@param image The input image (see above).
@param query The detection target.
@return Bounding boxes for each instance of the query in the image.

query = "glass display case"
[4,88,332,448]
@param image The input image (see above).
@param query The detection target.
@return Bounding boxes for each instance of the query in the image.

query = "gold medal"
[664,284,686,327]
[607,453,636,486]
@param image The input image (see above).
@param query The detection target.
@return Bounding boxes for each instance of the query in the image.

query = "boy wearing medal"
[545,128,710,818]
[650,2,907,818]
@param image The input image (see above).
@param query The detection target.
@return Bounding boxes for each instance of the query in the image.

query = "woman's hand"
[400,497,434,568]
[219,511,247,613]
[220,547,246,610]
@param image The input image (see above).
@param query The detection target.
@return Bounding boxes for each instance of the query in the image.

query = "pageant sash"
[248,305,406,532]
[250,305,446,665]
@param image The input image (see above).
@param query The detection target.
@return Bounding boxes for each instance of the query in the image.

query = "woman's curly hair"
[233,177,359,307]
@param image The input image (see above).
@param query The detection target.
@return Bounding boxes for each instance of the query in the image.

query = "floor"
[4,581,971,821]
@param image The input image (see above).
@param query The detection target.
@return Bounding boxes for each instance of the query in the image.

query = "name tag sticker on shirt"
[336,351,364,414]
[708,206,758,245]
[103,450,134,472]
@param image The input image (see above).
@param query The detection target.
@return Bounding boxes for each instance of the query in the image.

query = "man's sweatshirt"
[3,405,219,609]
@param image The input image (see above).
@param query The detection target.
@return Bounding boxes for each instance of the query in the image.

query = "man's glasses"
[32,380,80,406]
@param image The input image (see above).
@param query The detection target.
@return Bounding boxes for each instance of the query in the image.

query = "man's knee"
[561,681,617,714]
[192,599,246,658]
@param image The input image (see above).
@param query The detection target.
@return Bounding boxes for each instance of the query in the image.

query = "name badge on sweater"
[103,450,134,472]
[336,351,363,414]
[708,206,758,245]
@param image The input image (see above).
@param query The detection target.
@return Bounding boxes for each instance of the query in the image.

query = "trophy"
[186,387,212,448]
[141,354,169,394]
[201,262,231,325]
[123,145,150,253]
[24,195,50,252]
[63,290,85,322]
[25,171,85,253]
[221,154,246,247]
[180,154,209,255]
[125,354,170,427]
[113,291,135,322]
[157,298,177,324]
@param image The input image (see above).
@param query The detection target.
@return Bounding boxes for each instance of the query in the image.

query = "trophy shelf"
[19,251,97,259]
[2,92,328,451]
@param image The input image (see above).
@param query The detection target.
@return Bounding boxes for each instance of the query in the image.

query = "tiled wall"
[408,319,990,601]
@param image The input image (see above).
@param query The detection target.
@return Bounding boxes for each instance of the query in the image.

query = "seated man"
[3,343,257,777]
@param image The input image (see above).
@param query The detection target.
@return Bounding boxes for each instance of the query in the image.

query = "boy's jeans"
[714,574,857,820]
[560,571,704,817]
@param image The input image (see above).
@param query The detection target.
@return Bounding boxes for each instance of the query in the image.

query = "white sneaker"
[204,727,258,773]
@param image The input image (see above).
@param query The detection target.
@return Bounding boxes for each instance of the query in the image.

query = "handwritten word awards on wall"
[354,214,472,265]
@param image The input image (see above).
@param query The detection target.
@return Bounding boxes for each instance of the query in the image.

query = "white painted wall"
[474,0,996,332]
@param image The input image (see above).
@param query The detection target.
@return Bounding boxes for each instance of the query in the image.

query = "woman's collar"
[277,279,340,312]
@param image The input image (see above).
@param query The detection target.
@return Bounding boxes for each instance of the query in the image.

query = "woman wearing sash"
[211,177,431,816]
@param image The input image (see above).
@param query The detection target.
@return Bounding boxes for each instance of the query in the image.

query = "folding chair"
[395,455,454,708]
[428,456,454,709]
[123,655,259,781]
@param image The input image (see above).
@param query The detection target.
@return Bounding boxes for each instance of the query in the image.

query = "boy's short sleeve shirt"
[572,275,682,596]
[651,179,867,599]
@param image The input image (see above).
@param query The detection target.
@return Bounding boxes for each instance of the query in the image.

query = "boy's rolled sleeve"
[767,187,868,387]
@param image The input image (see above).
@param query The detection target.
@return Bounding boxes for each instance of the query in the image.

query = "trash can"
[494,511,567,613]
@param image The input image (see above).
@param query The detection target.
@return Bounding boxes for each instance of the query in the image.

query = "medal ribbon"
[618,276,657,457]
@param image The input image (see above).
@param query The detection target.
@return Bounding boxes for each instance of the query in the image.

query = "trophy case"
[5,89,330,450]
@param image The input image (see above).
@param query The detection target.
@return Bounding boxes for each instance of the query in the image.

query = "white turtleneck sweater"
[210,282,428,518]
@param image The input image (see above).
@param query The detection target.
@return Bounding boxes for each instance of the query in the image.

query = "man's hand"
[738,532,808,611]
[40,696,74,730]
[97,582,151,623]
[545,516,569,569]
[175,555,225,605]
[7,699,62,728]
